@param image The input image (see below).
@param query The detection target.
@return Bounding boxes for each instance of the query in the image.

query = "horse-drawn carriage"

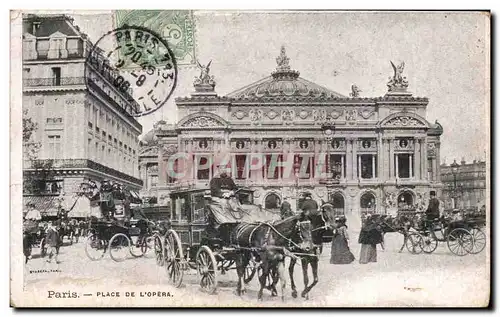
[84,183,166,262]
[403,210,486,256]
[85,203,167,262]
[155,188,321,299]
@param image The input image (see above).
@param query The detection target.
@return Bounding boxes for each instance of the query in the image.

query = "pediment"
[379,112,429,129]
[177,112,227,129]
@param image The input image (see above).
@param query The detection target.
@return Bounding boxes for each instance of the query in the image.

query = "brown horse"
[232,212,314,301]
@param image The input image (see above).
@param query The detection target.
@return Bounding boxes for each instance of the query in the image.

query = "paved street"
[23,221,489,307]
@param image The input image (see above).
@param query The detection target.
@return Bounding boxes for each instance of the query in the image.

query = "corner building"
[146,47,443,215]
[22,14,143,216]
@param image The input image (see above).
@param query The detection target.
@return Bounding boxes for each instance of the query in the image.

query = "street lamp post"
[450,159,460,209]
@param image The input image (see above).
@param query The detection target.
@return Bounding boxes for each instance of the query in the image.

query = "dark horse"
[372,213,416,252]
[287,203,337,300]
[232,212,315,301]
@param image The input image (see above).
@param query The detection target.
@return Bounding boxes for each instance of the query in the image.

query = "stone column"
[422,138,428,180]
[378,138,384,180]
[389,138,394,179]
[409,154,413,178]
[415,139,421,179]
[341,155,345,179]
[395,154,399,179]
[435,142,441,181]
[351,138,358,179]
[357,155,362,179]
[345,138,353,180]
[372,155,376,179]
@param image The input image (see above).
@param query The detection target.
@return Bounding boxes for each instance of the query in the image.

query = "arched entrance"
[264,192,281,210]
[360,192,376,214]
[397,191,414,210]
[329,192,345,215]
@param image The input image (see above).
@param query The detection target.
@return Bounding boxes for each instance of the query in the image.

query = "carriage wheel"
[196,245,218,294]
[129,236,146,258]
[405,233,423,254]
[141,235,155,258]
[447,228,473,256]
[421,233,438,254]
[153,234,165,266]
[164,230,184,288]
[109,233,131,262]
[84,234,106,261]
[469,228,486,254]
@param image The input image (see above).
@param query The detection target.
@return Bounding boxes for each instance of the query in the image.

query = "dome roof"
[227,46,346,100]
[140,128,157,145]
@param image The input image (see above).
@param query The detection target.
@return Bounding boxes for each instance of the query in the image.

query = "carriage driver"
[210,165,238,199]
[425,191,440,227]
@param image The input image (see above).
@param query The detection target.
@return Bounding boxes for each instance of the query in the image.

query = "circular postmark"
[85,26,177,117]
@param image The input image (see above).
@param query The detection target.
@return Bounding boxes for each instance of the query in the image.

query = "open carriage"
[404,209,487,256]
[155,188,288,295]
[85,187,163,262]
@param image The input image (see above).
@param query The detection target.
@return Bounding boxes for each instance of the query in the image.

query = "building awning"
[23,196,59,216]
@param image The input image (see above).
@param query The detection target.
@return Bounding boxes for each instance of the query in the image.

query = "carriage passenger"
[280,197,294,219]
[24,203,41,221]
[300,192,319,216]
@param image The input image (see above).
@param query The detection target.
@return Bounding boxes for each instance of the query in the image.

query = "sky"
[71,11,489,164]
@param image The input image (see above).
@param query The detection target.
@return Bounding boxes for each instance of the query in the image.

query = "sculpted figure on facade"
[385,116,423,127]
[194,59,216,86]
[349,84,362,97]
[346,109,357,123]
[184,116,223,128]
[312,109,326,123]
[282,109,295,125]
[276,45,290,71]
[387,60,409,91]
[249,109,263,124]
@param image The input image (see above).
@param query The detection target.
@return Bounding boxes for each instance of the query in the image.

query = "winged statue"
[387,60,409,91]
[194,59,216,86]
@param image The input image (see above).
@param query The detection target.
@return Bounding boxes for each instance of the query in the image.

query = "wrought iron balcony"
[24,48,87,61]
[23,77,85,87]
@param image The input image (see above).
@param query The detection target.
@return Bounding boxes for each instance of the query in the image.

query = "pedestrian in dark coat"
[45,221,61,264]
[358,215,383,264]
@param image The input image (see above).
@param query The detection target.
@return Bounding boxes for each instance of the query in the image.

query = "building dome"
[227,46,346,99]
[140,129,157,145]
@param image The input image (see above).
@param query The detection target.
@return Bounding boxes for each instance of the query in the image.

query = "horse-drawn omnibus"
[155,187,321,299]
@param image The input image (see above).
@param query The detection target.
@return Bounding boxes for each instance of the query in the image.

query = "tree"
[23,109,40,160]
[23,110,55,195]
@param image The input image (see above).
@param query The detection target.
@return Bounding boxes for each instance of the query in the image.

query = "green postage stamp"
[114,10,196,67]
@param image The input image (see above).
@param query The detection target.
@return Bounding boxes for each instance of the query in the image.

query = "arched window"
[397,191,414,209]
[360,192,376,213]
[264,193,281,209]
[330,192,345,215]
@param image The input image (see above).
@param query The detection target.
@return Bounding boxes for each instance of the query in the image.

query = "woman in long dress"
[330,217,355,264]
[358,215,384,264]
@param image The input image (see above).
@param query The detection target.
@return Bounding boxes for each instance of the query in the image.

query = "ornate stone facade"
[139,47,444,214]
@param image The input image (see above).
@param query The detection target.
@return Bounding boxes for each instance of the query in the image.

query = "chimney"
[461,157,466,165]
[32,21,41,36]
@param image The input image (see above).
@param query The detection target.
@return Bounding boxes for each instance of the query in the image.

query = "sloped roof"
[23,14,80,37]
[227,46,346,100]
